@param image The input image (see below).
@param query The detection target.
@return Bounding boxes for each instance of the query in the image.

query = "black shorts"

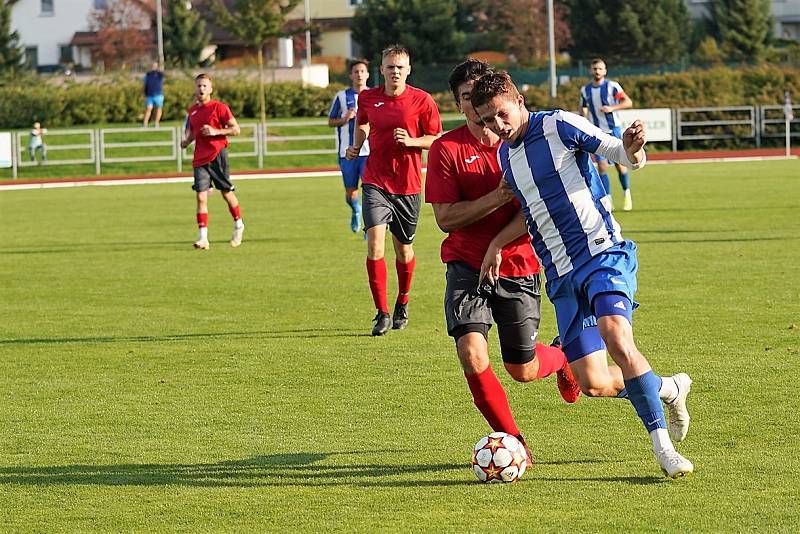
[444,261,542,365]
[192,149,234,192]
[362,184,421,245]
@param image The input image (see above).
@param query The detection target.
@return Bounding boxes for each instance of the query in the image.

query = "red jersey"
[356,84,442,195]
[186,100,234,167]
[425,125,540,278]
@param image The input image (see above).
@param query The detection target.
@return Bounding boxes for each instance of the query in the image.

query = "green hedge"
[0,77,340,128]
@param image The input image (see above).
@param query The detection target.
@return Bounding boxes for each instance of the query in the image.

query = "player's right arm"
[431,180,514,233]
[479,210,527,284]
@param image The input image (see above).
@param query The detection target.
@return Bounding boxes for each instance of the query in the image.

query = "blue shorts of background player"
[145,94,165,108]
[338,156,367,189]
[546,239,638,362]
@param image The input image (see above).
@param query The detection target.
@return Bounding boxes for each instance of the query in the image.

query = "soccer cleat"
[230,223,245,247]
[351,211,361,233]
[516,434,534,468]
[551,336,580,403]
[193,239,210,250]
[666,373,692,442]
[623,190,633,211]
[371,311,391,336]
[655,448,693,478]
[392,302,409,330]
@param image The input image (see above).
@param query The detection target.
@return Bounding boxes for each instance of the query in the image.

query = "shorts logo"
[613,301,627,310]
[374,102,385,108]
[464,155,480,163]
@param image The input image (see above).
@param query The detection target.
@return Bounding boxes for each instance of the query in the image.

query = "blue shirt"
[329,88,369,158]
[498,110,644,281]
[580,79,626,132]
[144,70,164,97]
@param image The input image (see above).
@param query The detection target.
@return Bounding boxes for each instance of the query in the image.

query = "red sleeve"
[219,102,234,124]
[425,139,460,204]
[419,93,442,135]
[356,92,370,125]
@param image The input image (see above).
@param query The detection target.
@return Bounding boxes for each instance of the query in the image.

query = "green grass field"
[1,160,799,532]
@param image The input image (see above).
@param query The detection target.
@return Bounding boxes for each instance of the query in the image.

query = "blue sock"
[623,371,667,433]
[616,388,628,399]
[600,173,611,195]
[619,172,630,191]
[346,195,361,214]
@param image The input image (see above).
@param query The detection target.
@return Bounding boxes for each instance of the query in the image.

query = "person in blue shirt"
[143,62,165,128]
[328,59,370,233]
[580,59,634,211]
[471,71,694,478]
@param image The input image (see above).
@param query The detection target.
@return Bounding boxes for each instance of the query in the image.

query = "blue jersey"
[144,70,164,97]
[498,110,644,281]
[329,88,370,158]
[580,79,626,132]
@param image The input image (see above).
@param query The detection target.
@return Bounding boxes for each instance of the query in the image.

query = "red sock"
[533,342,567,378]
[465,366,520,436]
[366,257,388,313]
[395,256,416,305]
[229,204,241,220]
[197,212,208,228]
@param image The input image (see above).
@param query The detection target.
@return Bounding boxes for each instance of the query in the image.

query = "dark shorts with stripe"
[444,261,542,365]
[362,183,420,244]
[192,149,234,192]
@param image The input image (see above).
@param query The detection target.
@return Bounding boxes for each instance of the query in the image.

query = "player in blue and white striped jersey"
[472,71,694,478]
[580,59,634,211]
[328,59,371,233]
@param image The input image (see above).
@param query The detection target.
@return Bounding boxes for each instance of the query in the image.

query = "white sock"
[234,219,244,229]
[650,428,674,452]
[199,227,208,241]
[659,375,678,403]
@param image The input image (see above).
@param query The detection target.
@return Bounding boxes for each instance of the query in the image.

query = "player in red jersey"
[425,60,581,460]
[181,73,244,250]
[345,45,442,336]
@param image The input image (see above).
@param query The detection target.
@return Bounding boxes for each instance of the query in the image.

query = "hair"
[381,44,410,61]
[348,58,369,72]
[448,59,493,104]
[590,58,606,67]
[470,71,520,110]
[194,73,211,82]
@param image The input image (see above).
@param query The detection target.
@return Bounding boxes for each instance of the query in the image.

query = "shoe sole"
[661,467,693,478]
[193,244,209,250]
[230,241,242,248]
[392,322,408,330]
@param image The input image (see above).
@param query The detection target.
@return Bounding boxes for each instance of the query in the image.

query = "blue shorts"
[145,95,164,108]
[546,240,639,361]
[594,126,622,163]
[338,156,367,189]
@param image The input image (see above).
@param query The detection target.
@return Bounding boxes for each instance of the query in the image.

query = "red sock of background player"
[366,257,388,313]
[228,204,242,226]
[395,256,416,305]
[533,342,567,378]
[465,366,520,436]
[196,212,208,241]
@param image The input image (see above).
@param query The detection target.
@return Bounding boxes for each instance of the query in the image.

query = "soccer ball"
[471,432,528,483]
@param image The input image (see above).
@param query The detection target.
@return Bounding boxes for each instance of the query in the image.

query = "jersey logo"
[374,102,385,108]
[464,155,480,164]
[190,110,198,116]
[594,238,605,245]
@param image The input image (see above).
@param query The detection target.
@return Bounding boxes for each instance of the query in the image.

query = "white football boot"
[230,222,245,248]
[655,448,694,478]
[666,373,692,442]
[193,239,210,250]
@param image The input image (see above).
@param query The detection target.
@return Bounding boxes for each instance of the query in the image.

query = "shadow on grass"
[0,451,471,488]
[0,328,373,345]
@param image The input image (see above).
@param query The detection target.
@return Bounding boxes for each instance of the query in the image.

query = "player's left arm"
[557,111,646,169]
[395,95,443,148]
[394,130,441,149]
[600,83,632,112]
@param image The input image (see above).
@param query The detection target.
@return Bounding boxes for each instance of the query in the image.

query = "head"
[448,58,493,126]
[194,73,213,103]
[348,58,369,86]
[590,58,607,82]
[152,62,160,71]
[33,122,41,129]
[471,71,527,143]
[380,44,411,91]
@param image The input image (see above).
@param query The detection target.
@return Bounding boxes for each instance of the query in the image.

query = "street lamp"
[156,0,165,67]
[304,0,311,65]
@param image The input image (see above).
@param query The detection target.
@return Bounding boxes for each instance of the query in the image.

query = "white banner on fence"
[0,132,11,168]
[617,108,672,142]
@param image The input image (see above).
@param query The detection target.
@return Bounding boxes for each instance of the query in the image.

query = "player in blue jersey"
[580,59,634,211]
[328,59,371,233]
[471,71,694,478]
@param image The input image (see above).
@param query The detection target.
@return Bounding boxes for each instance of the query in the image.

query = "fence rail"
[5,109,797,178]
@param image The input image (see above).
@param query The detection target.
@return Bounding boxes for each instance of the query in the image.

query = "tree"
[163,0,210,67]
[712,0,773,62]
[567,0,690,64]
[352,0,465,64]
[89,0,151,70]
[488,0,572,65]
[209,0,302,126]
[0,0,25,74]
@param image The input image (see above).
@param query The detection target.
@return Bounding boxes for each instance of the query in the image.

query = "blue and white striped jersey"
[499,110,644,281]
[580,80,627,132]
[329,88,370,158]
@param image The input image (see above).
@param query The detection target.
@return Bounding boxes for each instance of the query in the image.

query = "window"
[41,0,54,15]
[25,47,38,69]
[59,45,73,64]
[348,0,364,6]
[94,0,107,9]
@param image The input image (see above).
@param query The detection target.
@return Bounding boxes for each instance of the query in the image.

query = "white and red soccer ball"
[471,432,528,483]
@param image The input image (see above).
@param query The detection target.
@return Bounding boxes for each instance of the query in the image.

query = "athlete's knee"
[504,361,538,383]
[456,335,489,374]
[576,374,615,397]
